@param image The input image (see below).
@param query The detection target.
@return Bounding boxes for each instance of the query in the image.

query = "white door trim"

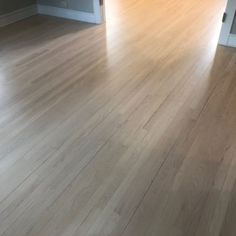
[227,34,236,47]
[93,0,105,24]
[219,0,236,45]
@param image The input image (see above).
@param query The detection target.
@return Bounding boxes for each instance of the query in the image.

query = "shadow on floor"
[0,14,98,61]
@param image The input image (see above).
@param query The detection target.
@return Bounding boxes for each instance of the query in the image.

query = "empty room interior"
[1,0,236,235]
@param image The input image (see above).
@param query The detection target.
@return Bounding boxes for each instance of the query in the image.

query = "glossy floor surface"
[1,0,236,235]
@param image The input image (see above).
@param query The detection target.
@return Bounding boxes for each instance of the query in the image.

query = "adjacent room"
[0,0,236,235]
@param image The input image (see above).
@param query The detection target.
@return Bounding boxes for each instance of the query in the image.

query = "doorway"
[219,0,236,47]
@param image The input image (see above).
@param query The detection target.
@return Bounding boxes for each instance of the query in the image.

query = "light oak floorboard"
[0,0,236,235]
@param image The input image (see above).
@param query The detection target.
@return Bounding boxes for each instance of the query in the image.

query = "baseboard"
[0,5,37,27]
[37,5,99,24]
[227,34,236,48]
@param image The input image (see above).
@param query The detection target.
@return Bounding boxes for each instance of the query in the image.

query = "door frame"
[219,0,236,46]
[93,0,105,24]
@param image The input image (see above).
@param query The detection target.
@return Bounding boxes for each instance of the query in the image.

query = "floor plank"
[0,0,236,235]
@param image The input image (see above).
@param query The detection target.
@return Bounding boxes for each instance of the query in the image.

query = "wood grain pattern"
[0,0,236,235]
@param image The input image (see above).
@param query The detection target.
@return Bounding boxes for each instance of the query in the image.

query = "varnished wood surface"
[0,0,236,235]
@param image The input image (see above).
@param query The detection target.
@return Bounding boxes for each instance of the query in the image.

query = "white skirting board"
[0,1,104,27]
[0,5,37,27]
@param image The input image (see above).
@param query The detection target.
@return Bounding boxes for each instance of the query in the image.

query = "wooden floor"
[1,0,236,235]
